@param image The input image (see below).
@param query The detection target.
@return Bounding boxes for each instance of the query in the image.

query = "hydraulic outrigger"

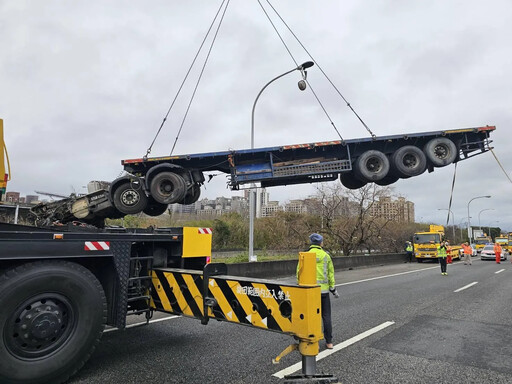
[150,252,338,383]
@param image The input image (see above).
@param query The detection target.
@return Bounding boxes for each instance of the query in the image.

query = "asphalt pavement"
[69,257,512,384]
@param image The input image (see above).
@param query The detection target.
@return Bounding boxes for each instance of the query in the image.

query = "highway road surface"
[69,257,512,383]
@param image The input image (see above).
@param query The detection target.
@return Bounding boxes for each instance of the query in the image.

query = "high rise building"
[368,196,415,222]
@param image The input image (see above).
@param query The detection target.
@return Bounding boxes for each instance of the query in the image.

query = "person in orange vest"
[446,241,453,264]
[494,242,503,264]
[461,242,473,265]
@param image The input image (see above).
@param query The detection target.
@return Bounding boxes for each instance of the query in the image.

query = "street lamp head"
[299,61,315,70]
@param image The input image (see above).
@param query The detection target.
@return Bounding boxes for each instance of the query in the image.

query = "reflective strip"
[84,241,110,251]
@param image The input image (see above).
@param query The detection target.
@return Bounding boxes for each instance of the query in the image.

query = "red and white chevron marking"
[198,228,212,235]
[84,241,111,251]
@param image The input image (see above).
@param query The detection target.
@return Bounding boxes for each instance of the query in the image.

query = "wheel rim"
[402,153,418,169]
[5,294,75,359]
[120,189,140,207]
[158,180,175,198]
[434,144,449,159]
[366,156,382,172]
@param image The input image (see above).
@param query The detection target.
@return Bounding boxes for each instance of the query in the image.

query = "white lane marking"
[495,269,505,274]
[272,321,395,379]
[104,315,180,333]
[454,282,478,293]
[335,266,438,287]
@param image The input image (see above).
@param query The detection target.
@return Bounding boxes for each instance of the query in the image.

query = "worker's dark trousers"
[321,292,332,343]
[439,257,447,273]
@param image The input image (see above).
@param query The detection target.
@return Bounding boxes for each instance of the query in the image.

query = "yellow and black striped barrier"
[149,261,322,341]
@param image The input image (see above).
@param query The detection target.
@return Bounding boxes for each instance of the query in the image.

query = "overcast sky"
[1,1,511,231]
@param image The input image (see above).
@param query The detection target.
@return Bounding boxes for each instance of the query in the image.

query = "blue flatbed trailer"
[121,125,494,191]
[29,125,496,225]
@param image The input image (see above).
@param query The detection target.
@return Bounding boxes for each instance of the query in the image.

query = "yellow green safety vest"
[437,245,447,258]
[297,245,335,293]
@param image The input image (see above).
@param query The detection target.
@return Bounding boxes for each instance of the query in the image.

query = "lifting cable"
[262,0,376,140]
[143,0,229,159]
[169,0,231,156]
[490,148,512,184]
[445,162,458,230]
[257,0,344,142]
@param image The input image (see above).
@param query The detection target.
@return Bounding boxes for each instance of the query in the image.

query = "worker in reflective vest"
[297,233,338,349]
[462,242,473,265]
[494,242,502,264]
[437,240,448,275]
[405,241,413,263]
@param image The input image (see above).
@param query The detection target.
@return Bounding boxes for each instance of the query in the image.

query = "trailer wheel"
[150,172,187,204]
[143,197,169,216]
[181,184,201,205]
[391,145,427,178]
[354,150,390,182]
[113,181,148,215]
[423,137,457,167]
[340,173,367,189]
[0,261,106,384]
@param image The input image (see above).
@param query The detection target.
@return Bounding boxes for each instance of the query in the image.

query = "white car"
[480,244,508,261]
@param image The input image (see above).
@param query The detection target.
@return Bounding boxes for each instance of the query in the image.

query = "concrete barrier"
[225,252,408,279]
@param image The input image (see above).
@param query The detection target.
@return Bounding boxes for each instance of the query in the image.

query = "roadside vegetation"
[107,184,435,258]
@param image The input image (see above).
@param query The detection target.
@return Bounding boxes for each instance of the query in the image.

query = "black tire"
[150,172,187,204]
[181,184,201,205]
[112,181,148,215]
[340,173,367,190]
[0,261,106,384]
[354,150,390,182]
[143,197,169,216]
[423,137,457,167]
[391,145,427,178]
[374,173,400,186]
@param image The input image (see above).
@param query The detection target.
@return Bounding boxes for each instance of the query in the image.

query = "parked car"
[480,244,508,261]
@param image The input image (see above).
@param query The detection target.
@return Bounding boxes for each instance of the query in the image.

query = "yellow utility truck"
[495,235,509,254]
[413,225,461,263]
[474,234,492,253]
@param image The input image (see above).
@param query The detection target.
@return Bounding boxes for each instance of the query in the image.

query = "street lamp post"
[249,61,315,262]
[459,219,468,240]
[438,208,455,241]
[488,221,500,239]
[478,208,495,228]
[467,195,491,242]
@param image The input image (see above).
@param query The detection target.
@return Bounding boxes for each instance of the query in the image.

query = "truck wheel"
[423,137,457,167]
[374,173,399,186]
[391,145,427,178]
[181,184,201,205]
[354,150,390,182]
[143,197,169,216]
[340,173,366,189]
[150,172,187,204]
[112,181,148,215]
[0,261,106,384]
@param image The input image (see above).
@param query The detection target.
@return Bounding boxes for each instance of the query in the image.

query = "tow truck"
[0,223,329,384]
